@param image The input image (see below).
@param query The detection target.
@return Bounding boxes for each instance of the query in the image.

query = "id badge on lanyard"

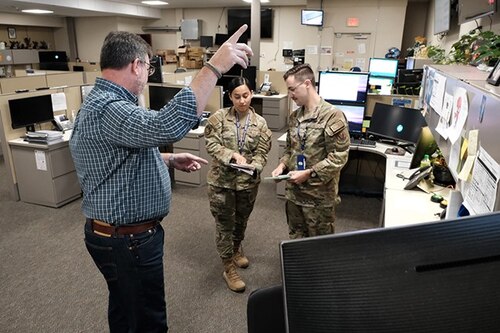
[296,122,306,170]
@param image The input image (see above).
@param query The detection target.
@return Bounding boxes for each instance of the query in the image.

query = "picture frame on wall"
[487,59,500,86]
[7,27,16,39]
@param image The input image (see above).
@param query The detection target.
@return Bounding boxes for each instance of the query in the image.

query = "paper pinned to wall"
[448,87,469,144]
[51,92,67,112]
[463,146,500,215]
[35,150,47,171]
[458,129,479,181]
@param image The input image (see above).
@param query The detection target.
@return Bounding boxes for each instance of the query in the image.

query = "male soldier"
[271,63,350,238]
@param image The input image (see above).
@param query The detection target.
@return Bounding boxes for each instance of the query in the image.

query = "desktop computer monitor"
[368,76,394,95]
[148,85,182,110]
[368,57,398,78]
[332,104,365,135]
[409,126,438,169]
[368,102,426,144]
[318,71,369,104]
[281,211,500,333]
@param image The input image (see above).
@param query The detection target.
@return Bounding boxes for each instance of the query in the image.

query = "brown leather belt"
[91,219,160,237]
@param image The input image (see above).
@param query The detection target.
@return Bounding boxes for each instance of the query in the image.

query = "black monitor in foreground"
[281,211,500,333]
[9,94,54,132]
[368,102,426,144]
[148,85,182,110]
[410,126,438,169]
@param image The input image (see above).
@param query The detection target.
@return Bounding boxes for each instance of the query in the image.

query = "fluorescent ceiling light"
[141,0,169,5]
[22,9,54,14]
[242,0,270,3]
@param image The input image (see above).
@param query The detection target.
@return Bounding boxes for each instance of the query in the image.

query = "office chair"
[247,285,286,333]
[174,67,187,73]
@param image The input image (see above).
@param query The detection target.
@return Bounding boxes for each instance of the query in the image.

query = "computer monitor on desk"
[367,102,426,145]
[331,104,365,136]
[281,211,500,333]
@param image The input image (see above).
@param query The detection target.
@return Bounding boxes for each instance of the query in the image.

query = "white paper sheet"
[51,92,67,112]
[448,87,468,144]
[35,150,47,171]
[463,147,499,215]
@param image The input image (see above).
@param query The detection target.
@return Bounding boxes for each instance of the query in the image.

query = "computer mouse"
[391,147,399,153]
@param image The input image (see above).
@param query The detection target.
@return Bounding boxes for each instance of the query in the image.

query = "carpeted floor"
[0,131,382,333]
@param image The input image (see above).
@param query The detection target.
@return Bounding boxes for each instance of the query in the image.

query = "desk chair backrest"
[247,285,286,333]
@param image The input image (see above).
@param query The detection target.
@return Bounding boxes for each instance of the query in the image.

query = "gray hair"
[100,31,153,70]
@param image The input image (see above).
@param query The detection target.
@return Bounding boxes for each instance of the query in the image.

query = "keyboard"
[350,137,376,147]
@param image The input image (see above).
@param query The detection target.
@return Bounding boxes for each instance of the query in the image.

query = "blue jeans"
[84,220,168,333]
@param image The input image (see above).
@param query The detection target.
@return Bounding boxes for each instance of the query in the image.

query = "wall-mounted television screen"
[227,8,273,41]
[458,0,496,24]
[9,94,54,132]
[318,71,370,104]
[434,0,451,35]
[301,9,324,26]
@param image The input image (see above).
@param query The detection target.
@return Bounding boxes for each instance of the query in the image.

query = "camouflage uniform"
[205,106,272,259]
[280,98,350,238]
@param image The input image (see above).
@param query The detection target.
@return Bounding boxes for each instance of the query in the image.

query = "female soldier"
[205,76,272,292]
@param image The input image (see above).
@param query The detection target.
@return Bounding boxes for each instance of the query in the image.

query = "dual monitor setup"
[317,66,425,145]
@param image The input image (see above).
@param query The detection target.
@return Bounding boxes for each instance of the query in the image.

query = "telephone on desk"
[404,165,432,190]
[53,114,73,131]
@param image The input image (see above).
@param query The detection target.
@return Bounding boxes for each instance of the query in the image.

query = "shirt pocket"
[245,127,262,151]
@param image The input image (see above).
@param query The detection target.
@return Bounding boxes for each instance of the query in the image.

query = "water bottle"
[420,154,431,169]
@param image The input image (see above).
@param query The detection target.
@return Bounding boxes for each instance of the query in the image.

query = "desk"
[172,126,209,186]
[8,131,81,207]
[276,133,448,228]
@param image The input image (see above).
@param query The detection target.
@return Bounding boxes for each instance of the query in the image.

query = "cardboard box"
[185,59,203,69]
[178,55,187,68]
[165,54,177,63]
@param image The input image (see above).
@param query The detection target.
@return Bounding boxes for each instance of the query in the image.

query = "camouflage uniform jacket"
[280,98,350,207]
[205,106,272,190]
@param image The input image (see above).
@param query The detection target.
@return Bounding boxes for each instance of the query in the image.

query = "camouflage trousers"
[208,185,259,260]
[285,200,335,239]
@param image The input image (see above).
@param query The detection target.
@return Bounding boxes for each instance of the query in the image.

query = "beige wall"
[425,0,500,55]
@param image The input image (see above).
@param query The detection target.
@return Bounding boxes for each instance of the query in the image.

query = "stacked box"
[177,46,204,69]
[156,49,177,63]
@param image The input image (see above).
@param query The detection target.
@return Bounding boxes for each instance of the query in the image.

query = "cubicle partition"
[0,80,83,202]
[422,64,500,213]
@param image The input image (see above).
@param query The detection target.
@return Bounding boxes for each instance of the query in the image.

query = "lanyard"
[296,120,307,151]
[235,111,250,154]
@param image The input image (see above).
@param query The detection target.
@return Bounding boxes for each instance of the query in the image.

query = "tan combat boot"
[233,244,249,268]
[223,259,246,292]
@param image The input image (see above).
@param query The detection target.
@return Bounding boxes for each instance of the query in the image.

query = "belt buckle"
[93,229,112,237]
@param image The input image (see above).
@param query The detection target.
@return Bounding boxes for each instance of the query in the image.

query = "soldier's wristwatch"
[310,169,317,178]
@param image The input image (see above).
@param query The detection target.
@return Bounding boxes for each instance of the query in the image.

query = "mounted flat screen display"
[434,0,451,35]
[301,9,324,26]
[458,0,496,24]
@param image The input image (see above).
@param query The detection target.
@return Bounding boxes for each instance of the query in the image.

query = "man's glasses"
[138,59,156,76]
[287,81,305,93]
